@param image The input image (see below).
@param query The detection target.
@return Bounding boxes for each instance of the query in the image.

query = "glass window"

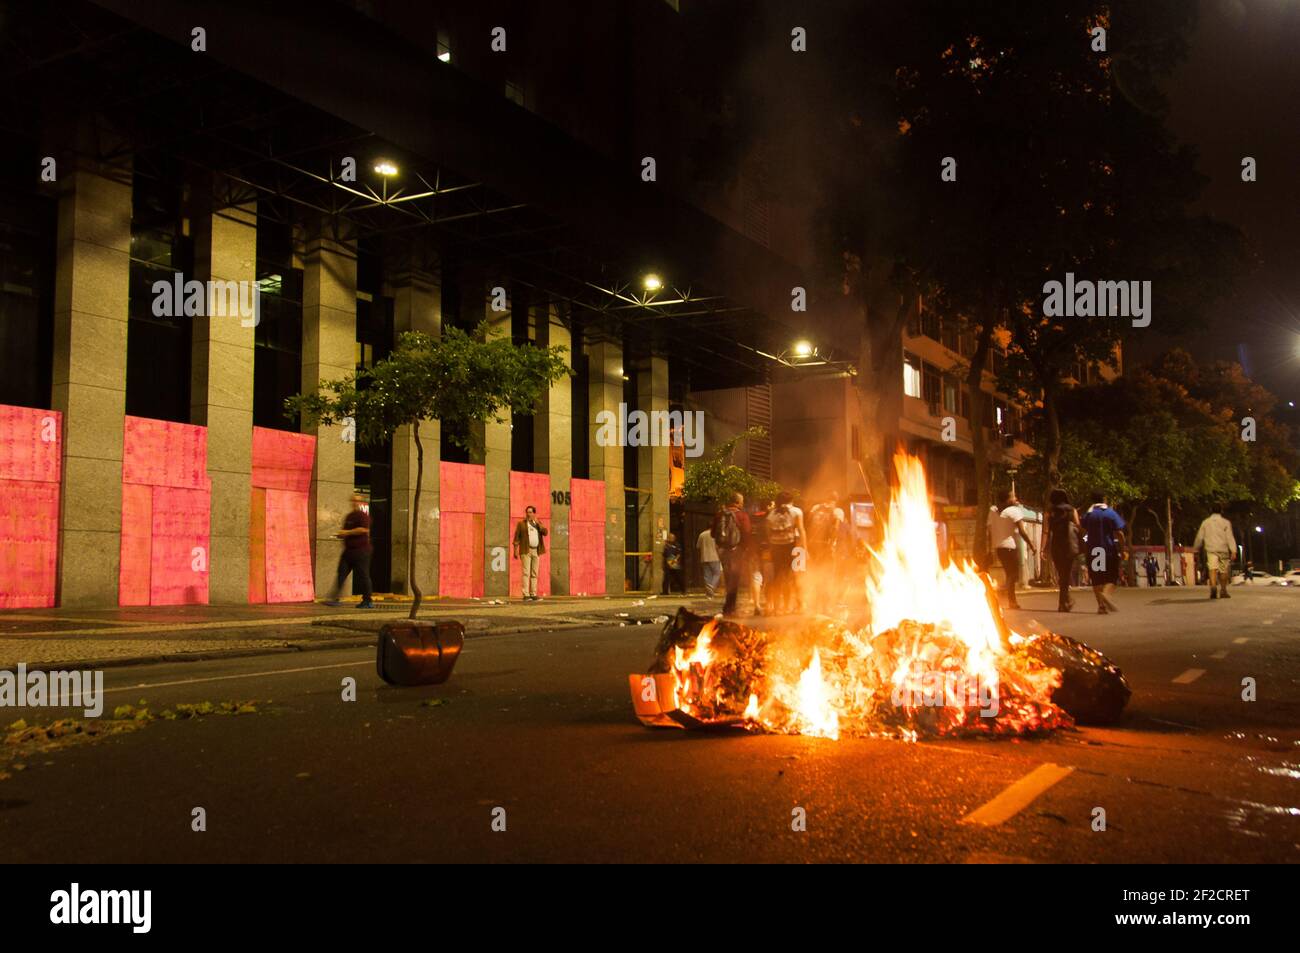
[942,377,958,414]
[922,362,942,406]
[903,352,922,398]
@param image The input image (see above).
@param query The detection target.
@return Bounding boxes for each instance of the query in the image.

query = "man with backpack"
[808,492,846,605]
[765,491,805,615]
[711,492,752,617]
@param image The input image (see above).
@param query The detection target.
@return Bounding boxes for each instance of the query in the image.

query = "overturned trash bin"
[377,620,464,686]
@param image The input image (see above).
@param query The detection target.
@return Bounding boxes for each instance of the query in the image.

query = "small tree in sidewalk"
[288,325,570,619]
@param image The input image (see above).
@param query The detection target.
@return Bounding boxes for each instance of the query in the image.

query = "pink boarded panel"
[509,471,551,597]
[439,511,485,598]
[439,461,486,514]
[149,485,210,605]
[251,427,315,493]
[249,488,267,604]
[265,488,314,603]
[0,405,62,483]
[122,416,208,489]
[118,483,153,606]
[570,478,606,524]
[0,480,60,608]
[569,519,606,596]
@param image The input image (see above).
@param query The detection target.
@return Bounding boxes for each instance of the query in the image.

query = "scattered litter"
[632,599,646,606]
[616,612,629,617]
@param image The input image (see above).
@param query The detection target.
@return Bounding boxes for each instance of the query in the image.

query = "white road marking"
[1233,637,1249,645]
[960,764,1075,827]
[1209,650,1228,660]
[100,658,371,696]
[1172,668,1206,684]
[1262,620,1274,626]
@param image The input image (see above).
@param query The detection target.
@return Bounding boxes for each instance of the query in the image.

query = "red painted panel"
[570,478,605,523]
[0,405,61,483]
[149,486,210,605]
[122,416,208,488]
[0,480,59,608]
[439,511,483,598]
[251,427,315,492]
[569,520,606,596]
[265,489,314,603]
[249,488,267,604]
[438,461,486,514]
[118,483,153,607]
[509,471,551,597]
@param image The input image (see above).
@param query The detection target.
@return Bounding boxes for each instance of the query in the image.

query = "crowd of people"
[678,490,852,619]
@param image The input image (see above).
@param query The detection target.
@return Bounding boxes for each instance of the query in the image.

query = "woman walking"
[1042,488,1082,612]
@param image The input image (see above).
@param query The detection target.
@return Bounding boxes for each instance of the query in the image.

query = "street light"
[793,339,814,358]
[373,160,399,177]
[642,273,663,292]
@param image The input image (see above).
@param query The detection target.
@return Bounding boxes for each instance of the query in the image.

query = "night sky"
[1157,0,1300,400]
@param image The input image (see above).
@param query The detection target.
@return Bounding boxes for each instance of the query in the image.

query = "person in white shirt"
[987,490,1039,610]
[512,506,548,601]
[696,527,722,597]
[1193,503,1236,600]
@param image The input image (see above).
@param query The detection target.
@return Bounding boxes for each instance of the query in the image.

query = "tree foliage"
[1019,350,1300,539]
[287,325,570,452]
[680,427,783,506]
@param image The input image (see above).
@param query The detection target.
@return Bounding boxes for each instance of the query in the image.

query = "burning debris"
[630,453,1130,740]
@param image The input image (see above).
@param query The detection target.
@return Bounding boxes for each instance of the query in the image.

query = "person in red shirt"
[711,492,752,617]
[326,493,374,609]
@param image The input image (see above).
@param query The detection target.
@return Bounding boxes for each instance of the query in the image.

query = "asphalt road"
[1,585,1296,863]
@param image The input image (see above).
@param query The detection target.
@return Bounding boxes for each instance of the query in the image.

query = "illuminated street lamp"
[373,160,399,177]
[642,273,663,292]
[793,340,814,358]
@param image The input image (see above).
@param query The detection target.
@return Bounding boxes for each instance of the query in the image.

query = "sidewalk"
[0,593,715,671]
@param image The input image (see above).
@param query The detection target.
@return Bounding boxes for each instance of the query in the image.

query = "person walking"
[764,491,805,615]
[512,505,548,602]
[808,491,845,605]
[327,493,374,609]
[987,490,1038,610]
[1193,503,1236,600]
[1081,494,1127,614]
[711,492,752,618]
[1042,488,1081,612]
[661,532,684,595]
[1144,554,1159,588]
[696,525,722,597]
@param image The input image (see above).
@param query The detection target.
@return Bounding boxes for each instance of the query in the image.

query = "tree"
[680,427,783,506]
[287,325,570,619]
[1028,350,1300,578]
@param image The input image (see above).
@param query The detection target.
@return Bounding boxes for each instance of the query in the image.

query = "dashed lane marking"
[960,764,1075,827]
[1209,650,1228,660]
[1233,637,1249,645]
[1172,668,1206,684]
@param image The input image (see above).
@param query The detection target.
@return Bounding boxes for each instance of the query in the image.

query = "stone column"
[51,152,132,608]
[638,354,670,594]
[480,285,511,597]
[390,258,440,597]
[302,223,357,598]
[536,303,572,594]
[587,338,625,594]
[190,185,256,604]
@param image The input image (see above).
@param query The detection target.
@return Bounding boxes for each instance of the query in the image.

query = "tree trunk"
[408,420,425,620]
[965,302,997,563]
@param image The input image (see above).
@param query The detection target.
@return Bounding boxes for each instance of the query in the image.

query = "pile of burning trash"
[629,454,1130,740]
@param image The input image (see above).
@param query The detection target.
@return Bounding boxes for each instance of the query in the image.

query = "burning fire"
[644,452,1070,740]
